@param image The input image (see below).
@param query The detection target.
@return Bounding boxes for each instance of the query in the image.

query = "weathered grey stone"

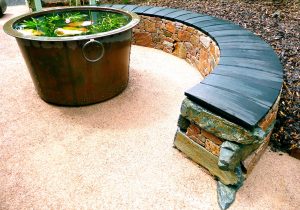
[217,182,236,210]
[174,130,239,185]
[162,41,173,48]
[217,166,244,210]
[218,141,260,171]
[242,131,271,176]
[218,142,240,170]
[180,98,267,144]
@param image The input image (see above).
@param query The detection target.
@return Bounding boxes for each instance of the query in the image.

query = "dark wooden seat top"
[104,4,283,130]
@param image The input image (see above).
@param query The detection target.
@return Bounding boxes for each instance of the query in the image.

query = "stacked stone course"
[132,15,276,187]
[130,7,285,210]
[131,12,281,210]
[132,15,220,77]
[186,123,222,156]
[258,95,280,131]
[175,97,276,181]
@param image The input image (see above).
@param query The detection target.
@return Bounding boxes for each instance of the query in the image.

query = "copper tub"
[4,6,140,106]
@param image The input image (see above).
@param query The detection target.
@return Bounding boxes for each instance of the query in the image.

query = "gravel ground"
[114,0,299,158]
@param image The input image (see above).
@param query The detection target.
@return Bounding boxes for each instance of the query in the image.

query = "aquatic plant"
[89,13,130,34]
[15,11,130,37]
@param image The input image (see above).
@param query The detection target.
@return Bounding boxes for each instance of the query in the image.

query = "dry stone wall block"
[132,15,220,77]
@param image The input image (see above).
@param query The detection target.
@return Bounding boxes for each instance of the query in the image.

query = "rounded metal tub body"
[4,7,140,106]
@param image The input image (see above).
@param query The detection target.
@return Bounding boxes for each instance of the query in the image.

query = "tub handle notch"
[82,39,105,62]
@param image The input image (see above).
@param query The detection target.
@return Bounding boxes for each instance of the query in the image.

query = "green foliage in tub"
[62,12,89,23]
[17,14,64,36]
[88,13,130,34]
[15,11,130,37]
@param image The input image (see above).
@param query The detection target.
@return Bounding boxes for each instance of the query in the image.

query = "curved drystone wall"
[132,15,220,77]
[104,5,283,210]
[132,14,277,183]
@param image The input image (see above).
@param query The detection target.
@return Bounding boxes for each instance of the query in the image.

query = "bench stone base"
[174,99,274,209]
[174,129,270,183]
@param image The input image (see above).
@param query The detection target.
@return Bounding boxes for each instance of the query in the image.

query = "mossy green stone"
[218,141,261,171]
[217,166,244,210]
[174,130,239,185]
[180,98,266,144]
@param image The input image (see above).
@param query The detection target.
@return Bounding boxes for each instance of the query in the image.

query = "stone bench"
[103,4,283,209]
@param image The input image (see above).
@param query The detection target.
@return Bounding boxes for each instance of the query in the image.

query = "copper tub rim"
[3,6,140,42]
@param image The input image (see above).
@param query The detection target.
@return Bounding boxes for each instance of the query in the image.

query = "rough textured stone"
[153,36,161,44]
[178,30,191,42]
[217,182,236,210]
[217,166,244,210]
[132,15,220,78]
[163,47,173,54]
[242,131,271,176]
[186,123,201,135]
[186,123,223,154]
[200,36,212,48]
[218,141,260,171]
[185,26,193,33]
[190,34,200,46]
[209,43,216,58]
[218,142,241,171]
[144,20,156,33]
[205,139,220,156]
[197,48,210,75]
[199,48,209,62]
[187,125,206,146]
[184,42,193,50]
[202,129,223,145]
[180,98,267,144]
[173,42,187,59]
[174,130,239,185]
[259,110,277,131]
[197,62,208,76]
[209,58,217,72]
[175,22,184,29]
[164,37,175,43]
[155,20,162,28]
[258,95,280,131]
[134,32,153,47]
[163,30,173,38]
[165,22,176,34]
[162,41,173,48]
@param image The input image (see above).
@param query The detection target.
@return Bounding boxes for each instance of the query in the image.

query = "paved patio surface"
[0,5,300,210]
